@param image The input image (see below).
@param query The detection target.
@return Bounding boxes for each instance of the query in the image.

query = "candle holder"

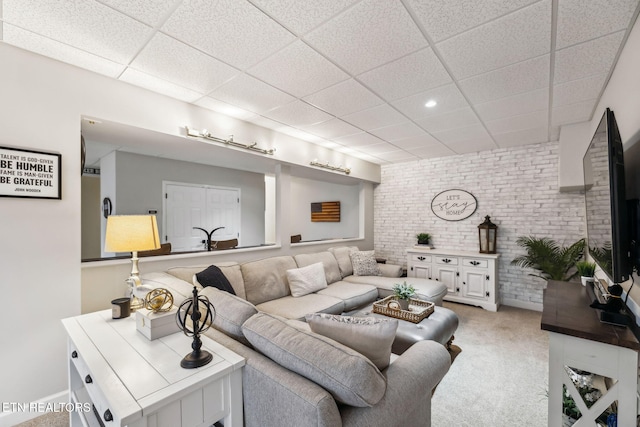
[176,286,216,369]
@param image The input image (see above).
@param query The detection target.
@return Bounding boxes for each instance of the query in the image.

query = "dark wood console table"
[541,280,639,426]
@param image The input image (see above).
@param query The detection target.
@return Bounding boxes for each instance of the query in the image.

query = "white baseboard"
[0,390,68,427]
[502,298,543,312]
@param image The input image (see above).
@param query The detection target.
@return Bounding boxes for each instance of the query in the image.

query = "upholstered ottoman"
[352,304,459,355]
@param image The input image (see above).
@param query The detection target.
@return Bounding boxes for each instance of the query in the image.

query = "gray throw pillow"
[350,250,381,276]
[305,313,398,370]
[242,312,387,407]
[286,262,328,297]
[199,287,257,345]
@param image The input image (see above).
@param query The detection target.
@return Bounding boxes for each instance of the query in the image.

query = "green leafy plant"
[393,281,416,300]
[576,261,596,277]
[416,233,431,244]
[511,237,585,281]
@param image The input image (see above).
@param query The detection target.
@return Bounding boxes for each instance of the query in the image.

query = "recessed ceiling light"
[425,100,437,108]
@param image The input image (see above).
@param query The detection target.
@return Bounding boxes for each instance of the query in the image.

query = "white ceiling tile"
[334,132,385,147]
[304,79,383,116]
[391,134,442,149]
[130,33,239,93]
[556,0,639,49]
[194,97,258,121]
[405,0,539,42]
[304,0,427,74]
[299,119,362,139]
[341,104,408,130]
[552,100,597,126]
[207,73,295,114]
[357,48,452,101]
[492,126,548,148]
[554,31,626,84]
[2,24,126,78]
[262,100,334,127]
[370,122,427,141]
[474,88,548,121]
[553,73,608,108]
[119,68,203,103]
[432,124,494,144]
[407,145,456,159]
[98,0,178,26]
[373,150,419,162]
[349,152,389,164]
[248,0,359,35]
[415,108,480,134]
[246,115,287,131]
[485,110,548,134]
[446,138,498,154]
[276,127,325,143]
[248,40,349,97]
[358,142,402,154]
[162,0,296,69]
[436,1,551,80]
[392,84,470,121]
[3,0,152,63]
[459,55,549,104]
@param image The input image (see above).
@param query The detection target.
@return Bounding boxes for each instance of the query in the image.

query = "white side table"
[62,310,245,427]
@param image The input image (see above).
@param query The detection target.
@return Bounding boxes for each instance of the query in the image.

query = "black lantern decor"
[478,216,498,254]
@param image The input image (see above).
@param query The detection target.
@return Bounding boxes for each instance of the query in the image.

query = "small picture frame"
[0,146,61,199]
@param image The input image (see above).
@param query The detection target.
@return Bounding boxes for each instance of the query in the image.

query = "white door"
[165,184,240,251]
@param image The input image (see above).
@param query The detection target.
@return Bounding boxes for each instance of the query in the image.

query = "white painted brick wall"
[374,141,585,308]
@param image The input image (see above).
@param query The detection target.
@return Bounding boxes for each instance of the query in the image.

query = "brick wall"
[374,141,586,309]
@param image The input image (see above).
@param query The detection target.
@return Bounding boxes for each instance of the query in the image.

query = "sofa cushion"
[166,263,246,299]
[241,256,297,305]
[350,250,381,276]
[200,287,257,345]
[305,313,398,371]
[287,262,328,297]
[195,265,236,295]
[242,312,387,407]
[316,281,378,312]
[294,252,342,284]
[256,294,344,321]
[141,271,198,305]
[344,275,448,306]
[328,246,358,278]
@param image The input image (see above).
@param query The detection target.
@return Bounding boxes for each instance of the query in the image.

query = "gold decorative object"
[144,288,174,313]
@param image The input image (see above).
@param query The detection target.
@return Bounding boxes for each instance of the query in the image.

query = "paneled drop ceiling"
[1,0,639,164]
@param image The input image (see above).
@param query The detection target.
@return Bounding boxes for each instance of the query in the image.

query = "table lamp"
[105,215,160,310]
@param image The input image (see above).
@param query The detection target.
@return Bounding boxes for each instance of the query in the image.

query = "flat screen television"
[583,108,631,284]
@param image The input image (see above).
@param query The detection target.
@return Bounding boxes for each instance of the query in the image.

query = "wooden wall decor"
[311,201,340,222]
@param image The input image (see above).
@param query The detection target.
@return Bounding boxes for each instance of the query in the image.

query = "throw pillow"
[242,312,387,407]
[199,287,257,346]
[305,313,398,370]
[195,265,236,295]
[286,262,328,297]
[350,250,381,276]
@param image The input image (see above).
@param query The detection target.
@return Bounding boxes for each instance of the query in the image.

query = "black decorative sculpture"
[176,286,216,369]
[193,226,225,251]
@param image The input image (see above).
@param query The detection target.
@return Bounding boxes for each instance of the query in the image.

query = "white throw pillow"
[350,250,381,276]
[286,262,328,297]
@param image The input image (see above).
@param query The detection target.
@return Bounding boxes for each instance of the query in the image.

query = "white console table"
[406,248,499,311]
[62,310,245,427]
[542,281,640,426]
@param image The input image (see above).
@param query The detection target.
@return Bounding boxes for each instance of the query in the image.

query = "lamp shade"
[105,215,160,253]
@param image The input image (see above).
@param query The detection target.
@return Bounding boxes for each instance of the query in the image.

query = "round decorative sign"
[431,189,477,221]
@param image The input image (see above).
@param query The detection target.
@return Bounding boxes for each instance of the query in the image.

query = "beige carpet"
[432,302,548,426]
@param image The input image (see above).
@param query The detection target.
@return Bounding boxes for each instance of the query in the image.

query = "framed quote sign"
[0,146,61,199]
[431,189,477,221]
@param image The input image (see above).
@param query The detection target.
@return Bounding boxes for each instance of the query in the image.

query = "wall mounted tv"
[583,108,631,284]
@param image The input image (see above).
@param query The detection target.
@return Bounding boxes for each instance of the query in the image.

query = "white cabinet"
[62,310,245,427]
[407,248,499,311]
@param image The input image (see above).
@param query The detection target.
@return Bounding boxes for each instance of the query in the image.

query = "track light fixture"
[185,126,275,155]
[310,159,351,175]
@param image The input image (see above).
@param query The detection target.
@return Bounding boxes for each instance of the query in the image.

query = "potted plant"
[416,233,431,246]
[393,281,416,311]
[576,261,596,286]
[511,237,585,282]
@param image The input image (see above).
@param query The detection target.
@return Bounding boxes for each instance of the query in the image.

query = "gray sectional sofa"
[141,247,452,427]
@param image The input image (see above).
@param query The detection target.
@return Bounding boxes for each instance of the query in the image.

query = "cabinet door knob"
[456,287,460,292]
[85,375,92,384]
[470,261,480,266]
[71,351,78,359]
[104,409,113,422]
[486,291,490,297]
[418,256,425,261]
[443,258,451,263]
[486,275,490,280]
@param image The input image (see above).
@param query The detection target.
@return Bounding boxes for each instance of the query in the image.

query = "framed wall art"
[431,189,477,221]
[0,146,62,199]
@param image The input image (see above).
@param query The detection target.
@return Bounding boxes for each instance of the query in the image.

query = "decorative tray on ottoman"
[373,296,435,323]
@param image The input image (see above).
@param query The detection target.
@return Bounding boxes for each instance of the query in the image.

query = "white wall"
[0,43,377,424]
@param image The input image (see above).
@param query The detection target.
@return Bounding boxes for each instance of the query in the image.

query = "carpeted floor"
[432,302,549,426]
